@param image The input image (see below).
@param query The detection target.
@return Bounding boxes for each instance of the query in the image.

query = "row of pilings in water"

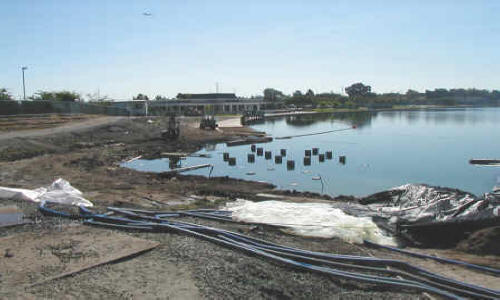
[222,144,346,170]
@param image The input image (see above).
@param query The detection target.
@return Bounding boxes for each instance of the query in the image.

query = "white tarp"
[224,199,394,245]
[0,178,93,207]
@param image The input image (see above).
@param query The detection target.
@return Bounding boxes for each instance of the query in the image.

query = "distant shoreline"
[258,104,498,118]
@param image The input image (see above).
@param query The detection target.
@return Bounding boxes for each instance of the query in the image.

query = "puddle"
[0,206,29,228]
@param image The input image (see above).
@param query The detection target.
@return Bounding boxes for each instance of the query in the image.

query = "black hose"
[106,207,500,298]
[218,231,500,298]
[150,221,462,299]
[364,240,500,276]
[38,204,499,299]
[216,235,490,299]
[114,212,500,299]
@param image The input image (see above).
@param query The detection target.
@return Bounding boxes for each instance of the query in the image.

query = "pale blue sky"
[1,0,499,99]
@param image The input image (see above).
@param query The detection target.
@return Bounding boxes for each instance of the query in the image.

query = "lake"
[123,107,500,197]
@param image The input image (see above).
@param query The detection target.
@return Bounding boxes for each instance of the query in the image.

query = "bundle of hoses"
[39,203,500,300]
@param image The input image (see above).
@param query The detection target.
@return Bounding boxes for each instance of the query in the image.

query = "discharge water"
[124,107,500,197]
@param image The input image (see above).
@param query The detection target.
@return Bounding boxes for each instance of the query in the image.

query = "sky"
[1,0,500,100]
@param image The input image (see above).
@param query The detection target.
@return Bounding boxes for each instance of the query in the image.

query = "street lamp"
[21,67,28,101]
[21,66,28,100]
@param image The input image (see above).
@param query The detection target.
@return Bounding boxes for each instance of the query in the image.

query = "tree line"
[264,83,500,108]
[0,89,168,102]
[2,83,500,108]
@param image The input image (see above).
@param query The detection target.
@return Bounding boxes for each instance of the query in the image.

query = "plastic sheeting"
[361,184,500,224]
[0,178,93,207]
[224,199,394,245]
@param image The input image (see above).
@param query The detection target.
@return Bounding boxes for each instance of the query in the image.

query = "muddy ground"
[1,115,498,299]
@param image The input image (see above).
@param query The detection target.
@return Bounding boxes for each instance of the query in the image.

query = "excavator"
[161,113,180,140]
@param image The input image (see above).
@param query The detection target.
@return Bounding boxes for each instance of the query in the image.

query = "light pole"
[21,66,28,100]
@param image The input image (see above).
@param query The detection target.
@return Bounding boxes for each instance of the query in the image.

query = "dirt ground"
[0,115,498,299]
[0,114,101,133]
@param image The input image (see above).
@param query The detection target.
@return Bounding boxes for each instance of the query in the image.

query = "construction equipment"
[199,105,217,130]
[161,114,180,140]
[200,115,217,130]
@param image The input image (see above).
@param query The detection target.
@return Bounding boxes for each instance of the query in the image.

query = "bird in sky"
[142,12,152,17]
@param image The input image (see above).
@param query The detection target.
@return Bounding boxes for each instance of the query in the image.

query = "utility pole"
[216,82,219,93]
[22,66,28,100]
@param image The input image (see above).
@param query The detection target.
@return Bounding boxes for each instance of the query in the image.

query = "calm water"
[124,107,500,197]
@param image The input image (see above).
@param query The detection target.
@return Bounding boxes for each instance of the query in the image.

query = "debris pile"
[360,184,500,247]
[360,184,499,225]
[0,178,93,207]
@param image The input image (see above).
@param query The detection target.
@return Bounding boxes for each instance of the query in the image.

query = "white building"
[110,93,263,115]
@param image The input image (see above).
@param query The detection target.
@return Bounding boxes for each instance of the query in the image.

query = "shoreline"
[261,104,497,119]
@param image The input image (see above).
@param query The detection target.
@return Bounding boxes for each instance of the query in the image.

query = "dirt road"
[0,116,126,141]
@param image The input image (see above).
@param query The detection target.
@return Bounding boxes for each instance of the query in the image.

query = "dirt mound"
[456,226,500,255]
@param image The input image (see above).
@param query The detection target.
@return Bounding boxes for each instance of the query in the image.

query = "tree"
[263,88,284,101]
[154,95,166,101]
[406,89,420,98]
[0,88,13,100]
[133,93,149,100]
[33,90,80,102]
[305,89,315,98]
[345,83,371,99]
[292,90,303,98]
[491,90,500,100]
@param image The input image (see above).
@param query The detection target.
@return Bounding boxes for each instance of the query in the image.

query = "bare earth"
[0,114,104,137]
[0,115,498,299]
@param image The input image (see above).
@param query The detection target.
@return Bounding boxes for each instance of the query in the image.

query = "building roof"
[177,93,237,100]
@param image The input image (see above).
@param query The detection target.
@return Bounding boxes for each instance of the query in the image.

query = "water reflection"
[284,112,373,128]
[378,108,499,126]
[169,156,182,169]
[279,108,494,128]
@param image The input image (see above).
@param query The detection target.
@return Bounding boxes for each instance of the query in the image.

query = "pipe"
[38,204,499,299]
[363,240,500,276]
[275,126,356,140]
